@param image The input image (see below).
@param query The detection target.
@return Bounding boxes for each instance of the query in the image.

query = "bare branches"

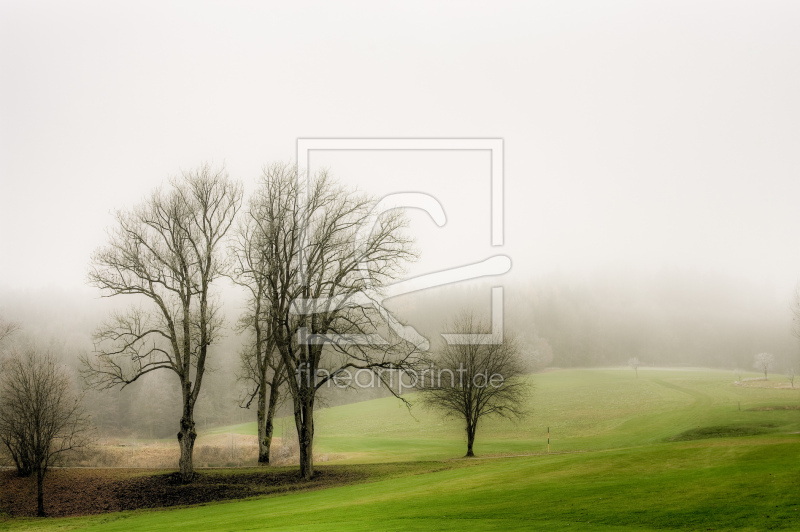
[628,356,641,377]
[419,311,530,457]
[753,352,776,379]
[83,163,242,482]
[86,165,242,384]
[243,163,421,478]
[0,318,20,346]
[81,307,175,389]
[0,347,91,515]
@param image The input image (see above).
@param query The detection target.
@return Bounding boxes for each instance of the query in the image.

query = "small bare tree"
[82,164,242,482]
[752,352,776,379]
[787,367,795,389]
[420,312,529,457]
[0,348,90,516]
[628,356,641,377]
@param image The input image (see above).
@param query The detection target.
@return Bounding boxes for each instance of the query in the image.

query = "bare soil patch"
[0,466,367,518]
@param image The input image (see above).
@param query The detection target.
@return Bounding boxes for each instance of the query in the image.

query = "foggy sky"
[2,0,800,303]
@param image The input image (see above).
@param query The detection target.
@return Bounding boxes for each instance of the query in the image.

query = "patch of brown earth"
[0,467,367,518]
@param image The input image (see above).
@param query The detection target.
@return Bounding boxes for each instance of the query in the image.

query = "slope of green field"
[216,368,800,461]
[5,437,799,531]
[3,368,798,531]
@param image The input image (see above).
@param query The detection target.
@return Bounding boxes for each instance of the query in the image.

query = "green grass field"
[3,368,799,531]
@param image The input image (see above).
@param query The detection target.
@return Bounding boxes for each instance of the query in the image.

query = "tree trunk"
[177,404,196,482]
[257,382,269,465]
[295,394,315,480]
[465,423,476,457]
[262,377,281,465]
[257,365,283,465]
[36,467,44,517]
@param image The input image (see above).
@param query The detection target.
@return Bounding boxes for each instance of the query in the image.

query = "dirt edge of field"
[0,466,367,518]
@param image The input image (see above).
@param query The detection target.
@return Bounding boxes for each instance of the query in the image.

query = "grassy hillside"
[214,367,800,461]
[4,438,798,531]
[2,368,798,531]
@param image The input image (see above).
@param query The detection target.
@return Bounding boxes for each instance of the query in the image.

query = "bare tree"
[82,164,242,482]
[229,187,291,466]
[0,347,90,516]
[752,352,776,379]
[420,312,529,457]
[250,163,423,479]
[628,356,641,377]
[234,331,287,464]
[787,367,795,389]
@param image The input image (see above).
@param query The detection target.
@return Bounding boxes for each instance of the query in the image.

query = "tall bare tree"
[229,187,291,465]
[82,164,242,482]
[420,312,529,457]
[250,163,423,479]
[0,347,90,516]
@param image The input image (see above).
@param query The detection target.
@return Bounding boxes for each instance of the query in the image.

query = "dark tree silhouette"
[421,312,529,457]
[0,347,90,516]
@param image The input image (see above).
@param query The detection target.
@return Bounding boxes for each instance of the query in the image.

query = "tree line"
[5,159,800,512]
[77,162,522,483]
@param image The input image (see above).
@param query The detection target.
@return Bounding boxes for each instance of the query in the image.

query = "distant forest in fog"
[0,267,797,438]
[389,269,797,371]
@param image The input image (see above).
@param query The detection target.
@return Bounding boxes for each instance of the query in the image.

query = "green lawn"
[3,368,799,531]
[267,368,800,461]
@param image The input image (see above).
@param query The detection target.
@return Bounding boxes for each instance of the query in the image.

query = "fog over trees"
[3,259,796,443]
[1,194,798,448]
[0,5,798,482]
